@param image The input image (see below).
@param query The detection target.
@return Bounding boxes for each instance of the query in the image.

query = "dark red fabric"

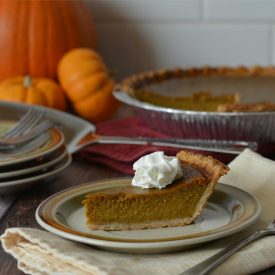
[74,116,257,175]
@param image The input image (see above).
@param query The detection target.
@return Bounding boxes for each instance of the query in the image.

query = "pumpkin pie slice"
[83,150,229,231]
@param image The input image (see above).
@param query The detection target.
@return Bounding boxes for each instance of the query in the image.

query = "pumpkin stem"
[23,75,32,87]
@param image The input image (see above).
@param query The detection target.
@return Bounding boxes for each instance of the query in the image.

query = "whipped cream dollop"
[131,151,183,189]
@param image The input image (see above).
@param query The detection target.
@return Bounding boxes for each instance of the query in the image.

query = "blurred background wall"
[85,0,275,81]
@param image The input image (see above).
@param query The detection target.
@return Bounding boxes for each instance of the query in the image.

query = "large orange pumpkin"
[58,48,120,122]
[0,0,96,82]
[0,76,67,111]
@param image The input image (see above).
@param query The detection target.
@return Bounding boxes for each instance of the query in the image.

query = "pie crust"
[217,103,275,112]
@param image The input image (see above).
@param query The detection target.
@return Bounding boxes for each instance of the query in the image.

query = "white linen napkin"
[2,148,275,275]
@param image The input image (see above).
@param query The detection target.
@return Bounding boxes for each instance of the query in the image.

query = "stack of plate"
[0,121,72,196]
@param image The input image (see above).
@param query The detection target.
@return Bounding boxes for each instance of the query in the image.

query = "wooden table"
[0,105,274,274]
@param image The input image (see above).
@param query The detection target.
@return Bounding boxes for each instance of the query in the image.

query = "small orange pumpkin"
[0,76,67,111]
[57,48,120,122]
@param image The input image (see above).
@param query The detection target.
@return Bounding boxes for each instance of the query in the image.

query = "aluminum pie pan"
[113,90,275,143]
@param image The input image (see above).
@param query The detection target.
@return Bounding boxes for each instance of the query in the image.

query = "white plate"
[36,179,261,254]
[0,153,72,196]
[0,124,64,166]
[0,101,96,154]
[0,144,68,179]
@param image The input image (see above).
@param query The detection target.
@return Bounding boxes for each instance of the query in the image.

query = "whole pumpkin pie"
[118,66,275,112]
[83,150,229,231]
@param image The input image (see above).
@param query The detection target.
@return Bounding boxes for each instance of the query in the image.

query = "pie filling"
[85,180,208,225]
[136,90,239,112]
[84,164,208,228]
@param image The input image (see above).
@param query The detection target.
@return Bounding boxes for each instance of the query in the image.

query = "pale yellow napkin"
[2,149,275,275]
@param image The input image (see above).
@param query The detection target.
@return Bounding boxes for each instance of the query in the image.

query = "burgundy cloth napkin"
[74,116,244,175]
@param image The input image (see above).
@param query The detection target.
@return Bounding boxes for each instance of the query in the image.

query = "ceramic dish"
[0,102,96,154]
[36,179,261,254]
[0,144,68,179]
[0,102,98,195]
[0,126,64,166]
[0,153,71,196]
